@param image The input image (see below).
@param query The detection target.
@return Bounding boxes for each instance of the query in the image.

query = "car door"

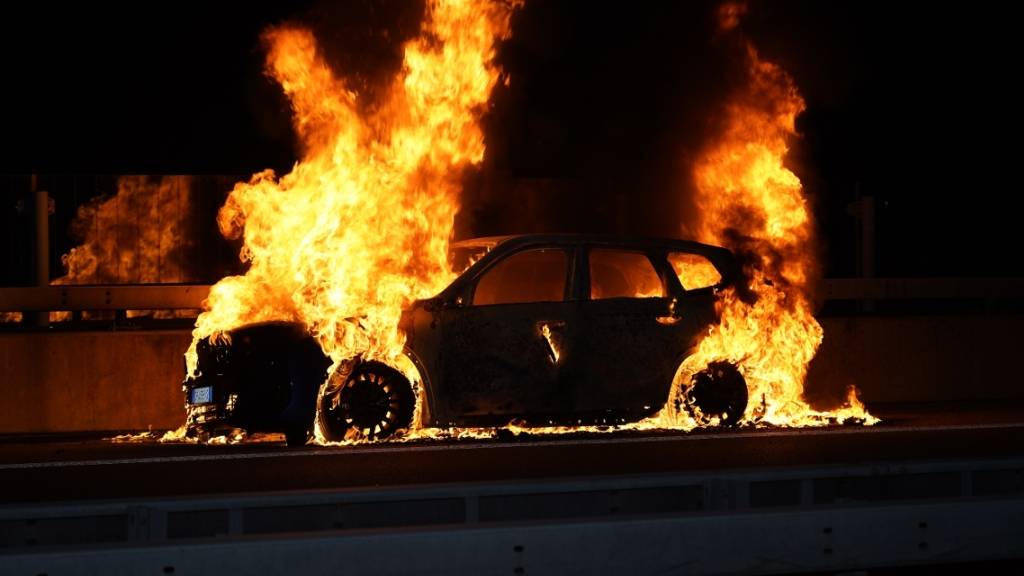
[566,247,714,417]
[436,245,577,425]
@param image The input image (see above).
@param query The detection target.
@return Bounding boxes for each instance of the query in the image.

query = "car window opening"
[473,249,568,306]
[449,244,492,275]
[589,249,665,300]
[668,252,721,290]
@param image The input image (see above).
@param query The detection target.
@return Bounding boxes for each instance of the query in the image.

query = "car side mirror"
[424,294,467,312]
[449,286,473,308]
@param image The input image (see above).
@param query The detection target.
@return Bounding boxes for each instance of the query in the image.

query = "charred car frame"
[184,234,747,444]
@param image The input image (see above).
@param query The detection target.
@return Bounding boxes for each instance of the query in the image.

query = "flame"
[174,0,876,446]
[717,2,747,32]
[55,176,194,286]
[669,252,722,290]
[662,3,876,427]
[186,0,519,406]
[2,176,194,324]
[540,322,561,363]
[46,176,196,321]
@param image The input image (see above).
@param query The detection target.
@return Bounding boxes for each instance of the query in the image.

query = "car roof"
[451,233,728,254]
[435,233,740,301]
[450,236,515,250]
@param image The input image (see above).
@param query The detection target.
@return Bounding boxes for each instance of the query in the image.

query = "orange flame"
[52,176,196,321]
[669,252,722,290]
[186,0,519,392]
[176,0,874,444]
[0,312,22,323]
[1,176,194,324]
[55,176,194,286]
[668,4,876,426]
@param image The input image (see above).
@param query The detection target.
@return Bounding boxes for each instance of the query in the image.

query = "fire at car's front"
[183,336,237,438]
[184,323,332,443]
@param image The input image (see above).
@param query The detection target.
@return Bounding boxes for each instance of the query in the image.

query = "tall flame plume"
[186,0,519,385]
[666,3,876,426]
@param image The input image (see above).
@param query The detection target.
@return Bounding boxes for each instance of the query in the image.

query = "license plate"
[190,386,213,405]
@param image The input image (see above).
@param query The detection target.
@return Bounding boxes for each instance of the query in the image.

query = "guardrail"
[3,279,1024,315]
[0,284,209,311]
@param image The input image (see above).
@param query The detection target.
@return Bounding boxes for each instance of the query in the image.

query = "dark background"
[1,0,1019,283]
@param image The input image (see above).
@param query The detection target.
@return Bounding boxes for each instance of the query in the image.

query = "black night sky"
[1,0,1019,281]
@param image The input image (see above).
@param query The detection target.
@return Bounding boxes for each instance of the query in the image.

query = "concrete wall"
[1,315,1021,433]
[0,331,190,434]
[806,315,1023,407]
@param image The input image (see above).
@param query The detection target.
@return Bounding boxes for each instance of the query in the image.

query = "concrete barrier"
[1,315,1021,433]
[0,331,190,434]
[806,315,1024,407]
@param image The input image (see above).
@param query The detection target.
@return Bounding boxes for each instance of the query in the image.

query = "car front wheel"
[319,360,415,441]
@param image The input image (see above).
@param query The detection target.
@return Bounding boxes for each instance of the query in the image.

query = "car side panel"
[434,301,575,426]
[563,294,712,417]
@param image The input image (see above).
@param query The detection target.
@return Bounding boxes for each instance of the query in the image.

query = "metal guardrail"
[2,279,1024,313]
[0,285,209,312]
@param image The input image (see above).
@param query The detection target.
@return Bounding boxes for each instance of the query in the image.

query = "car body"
[184,234,743,443]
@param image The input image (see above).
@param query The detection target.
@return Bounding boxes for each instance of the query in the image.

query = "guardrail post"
[32,175,50,328]
[860,194,876,312]
[848,184,877,313]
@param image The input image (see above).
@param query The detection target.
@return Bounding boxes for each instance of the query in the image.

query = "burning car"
[184,234,746,444]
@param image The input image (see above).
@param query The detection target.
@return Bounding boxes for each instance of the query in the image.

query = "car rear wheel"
[319,361,415,441]
[683,360,748,426]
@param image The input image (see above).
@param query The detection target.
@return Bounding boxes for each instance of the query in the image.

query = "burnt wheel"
[683,361,748,426]
[320,361,414,441]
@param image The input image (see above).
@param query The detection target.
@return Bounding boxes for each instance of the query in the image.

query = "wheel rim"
[683,361,748,426]
[335,368,404,439]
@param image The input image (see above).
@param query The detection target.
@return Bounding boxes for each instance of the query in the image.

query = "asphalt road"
[1,402,1022,504]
